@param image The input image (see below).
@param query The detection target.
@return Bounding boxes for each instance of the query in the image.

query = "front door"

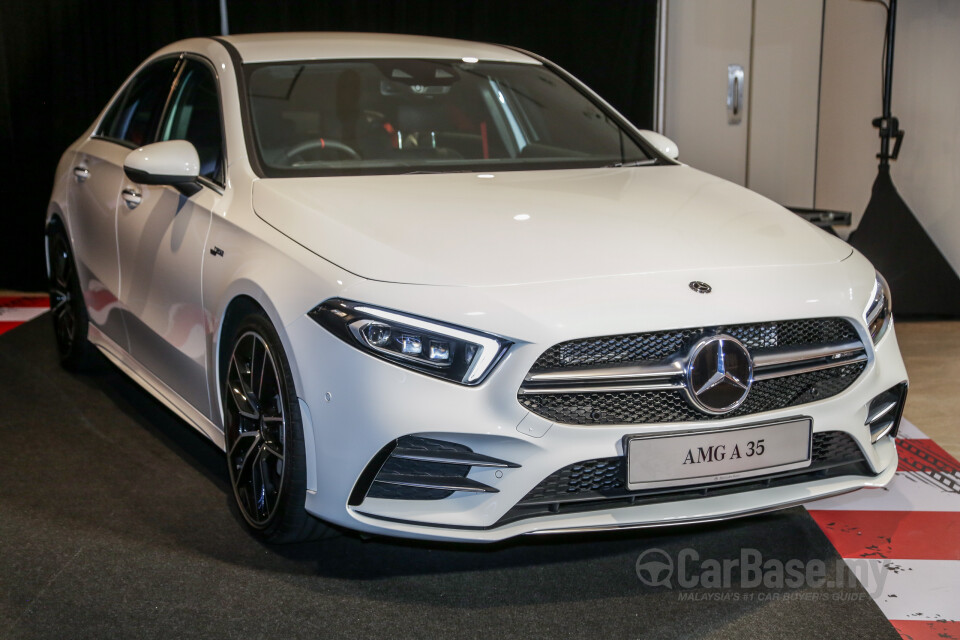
[115,57,226,417]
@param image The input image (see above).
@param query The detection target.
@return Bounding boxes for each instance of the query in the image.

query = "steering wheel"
[285,139,361,163]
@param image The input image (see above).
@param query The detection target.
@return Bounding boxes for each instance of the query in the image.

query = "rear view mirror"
[124,140,201,195]
[638,130,680,160]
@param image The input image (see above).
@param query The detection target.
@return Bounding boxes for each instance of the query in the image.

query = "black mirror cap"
[123,166,201,196]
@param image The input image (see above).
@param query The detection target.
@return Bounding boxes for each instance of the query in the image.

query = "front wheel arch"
[218,302,332,542]
[214,293,317,490]
[217,295,263,391]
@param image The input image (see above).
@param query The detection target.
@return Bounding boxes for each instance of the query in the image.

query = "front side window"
[98,58,179,148]
[160,59,225,184]
[246,59,656,176]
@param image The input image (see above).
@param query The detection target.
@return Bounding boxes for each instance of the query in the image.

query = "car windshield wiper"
[605,159,661,168]
[403,168,477,175]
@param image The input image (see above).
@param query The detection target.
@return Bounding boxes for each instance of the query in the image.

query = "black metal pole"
[879,0,897,167]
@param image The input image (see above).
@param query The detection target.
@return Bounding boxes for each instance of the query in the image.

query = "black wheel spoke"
[51,239,71,288]
[54,300,71,320]
[262,440,284,461]
[228,429,260,459]
[60,252,73,287]
[259,415,284,460]
[62,314,74,344]
[50,289,70,313]
[254,449,271,518]
[231,432,261,490]
[228,354,260,419]
[255,340,272,400]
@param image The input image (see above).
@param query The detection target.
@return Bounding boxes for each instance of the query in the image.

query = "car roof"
[216,32,540,64]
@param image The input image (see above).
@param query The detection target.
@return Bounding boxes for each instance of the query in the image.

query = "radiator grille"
[520,362,865,425]
[521,318,866,424]
[530,318,859,371]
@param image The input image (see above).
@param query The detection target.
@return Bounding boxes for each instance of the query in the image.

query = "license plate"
[625,418,813,490]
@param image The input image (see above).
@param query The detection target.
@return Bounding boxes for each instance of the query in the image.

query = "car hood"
[252,166,852,287]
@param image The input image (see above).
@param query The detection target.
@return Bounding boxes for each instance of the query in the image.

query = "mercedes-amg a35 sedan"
[46,33,908,543]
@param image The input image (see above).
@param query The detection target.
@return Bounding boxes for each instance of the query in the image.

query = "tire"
[221,310,333,543]
[47,222,95,371]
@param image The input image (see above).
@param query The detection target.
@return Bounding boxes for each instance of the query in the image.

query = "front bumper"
[286,310,907,543]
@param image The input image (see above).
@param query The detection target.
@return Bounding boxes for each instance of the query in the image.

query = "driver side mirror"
[124,140,202,196]
[638,130,680,160]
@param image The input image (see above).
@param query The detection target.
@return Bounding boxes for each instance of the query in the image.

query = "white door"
[67,140,127,344]
[68,58,181,346]
[116,57,224,417]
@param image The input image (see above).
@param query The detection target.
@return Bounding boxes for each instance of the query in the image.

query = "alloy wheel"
[48,234,77,354]
[224,331,287,528]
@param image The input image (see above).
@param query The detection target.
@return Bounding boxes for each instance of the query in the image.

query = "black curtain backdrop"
[0,0,657,292]
[224,0,658,129]
[0,0,220,291]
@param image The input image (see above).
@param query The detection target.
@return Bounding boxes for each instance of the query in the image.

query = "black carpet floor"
[0,317,901,640]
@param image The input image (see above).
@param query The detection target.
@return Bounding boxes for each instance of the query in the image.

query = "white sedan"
[46,33,908,543]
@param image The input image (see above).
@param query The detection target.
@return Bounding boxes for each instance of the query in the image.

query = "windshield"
[245,59,657,176]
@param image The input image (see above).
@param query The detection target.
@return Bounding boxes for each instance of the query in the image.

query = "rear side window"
[98,58,179,148]
[159,59,225,185]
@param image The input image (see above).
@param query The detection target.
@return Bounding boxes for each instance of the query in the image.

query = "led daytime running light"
[865,271,892,344]
[353,305,503,383]
[310,299,512,385]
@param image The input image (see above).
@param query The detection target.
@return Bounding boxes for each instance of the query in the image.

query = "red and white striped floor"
[0,295,49,335]
[808,419,960,640]
[1,295,957,638]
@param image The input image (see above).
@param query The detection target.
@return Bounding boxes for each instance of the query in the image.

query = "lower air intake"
[354,436,519,503]
[497,431,870,526]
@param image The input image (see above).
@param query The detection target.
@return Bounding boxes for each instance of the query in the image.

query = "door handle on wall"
[727,64,745,125]
[121,187,142,210]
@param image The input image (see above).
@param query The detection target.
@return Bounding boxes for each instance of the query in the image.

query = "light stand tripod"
[848,0,960,316]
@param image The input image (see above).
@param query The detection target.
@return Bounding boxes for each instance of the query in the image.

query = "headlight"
[865,271,892,344]
[309,299,512,385]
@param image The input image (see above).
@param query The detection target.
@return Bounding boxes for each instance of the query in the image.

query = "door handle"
[73,166,90,182]
[727,64,745,125]
[121,187,142,210]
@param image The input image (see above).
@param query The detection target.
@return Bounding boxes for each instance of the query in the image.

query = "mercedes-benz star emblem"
[689,281,712,294]
[685,335,753,414]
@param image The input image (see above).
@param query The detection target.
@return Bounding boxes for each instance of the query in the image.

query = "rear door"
[67,57,180,347]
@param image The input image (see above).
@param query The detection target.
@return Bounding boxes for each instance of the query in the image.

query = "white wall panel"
[816,0,960,280]
[664,0,753,185]
[889,1,960,273]
[815,0,886,234]
[748,0,823,208]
